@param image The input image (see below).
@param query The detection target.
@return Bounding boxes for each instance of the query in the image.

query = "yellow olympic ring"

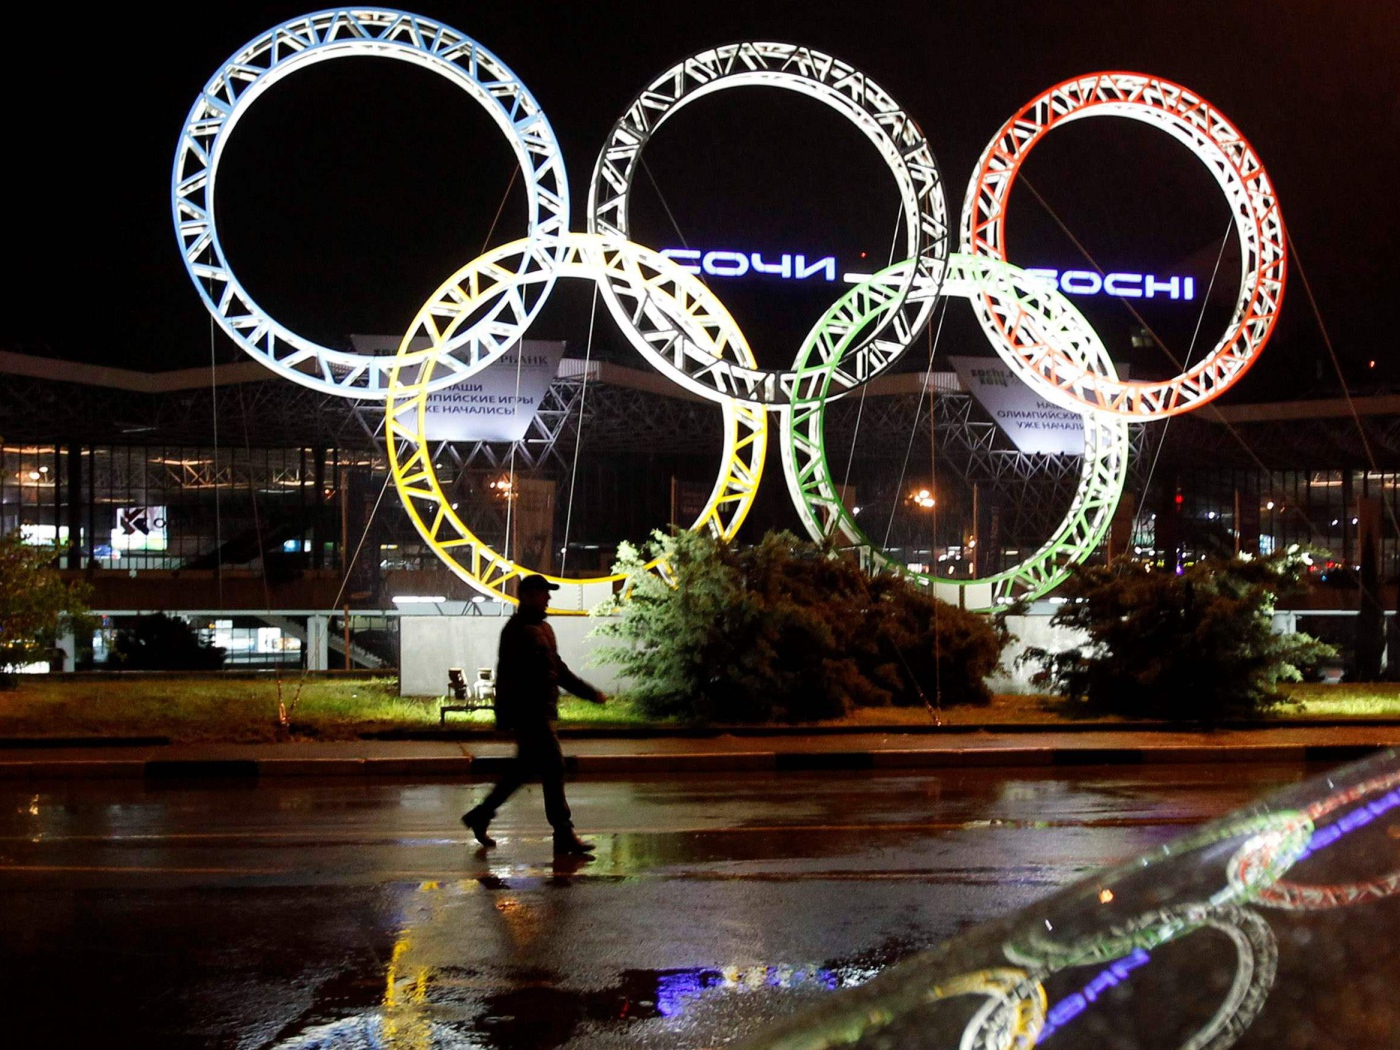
[385,233,767,612]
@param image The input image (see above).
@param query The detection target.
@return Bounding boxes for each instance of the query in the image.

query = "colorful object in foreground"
[734,751,1399,1050]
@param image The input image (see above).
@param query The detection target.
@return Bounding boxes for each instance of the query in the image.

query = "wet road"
[0,764,1322,1048]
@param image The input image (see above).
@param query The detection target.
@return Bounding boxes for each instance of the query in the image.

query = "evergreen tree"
[593,530,1004,723]
[1023,552,1333,720]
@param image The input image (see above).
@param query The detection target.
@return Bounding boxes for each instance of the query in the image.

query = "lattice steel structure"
[589,41,948,404]
[785,256,1129,609]
[173,8,569,397]
[963,72,1287,418]
[162,11,1302,609]
[385,234,768,610]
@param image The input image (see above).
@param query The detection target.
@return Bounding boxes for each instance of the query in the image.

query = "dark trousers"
[475,722,572,833]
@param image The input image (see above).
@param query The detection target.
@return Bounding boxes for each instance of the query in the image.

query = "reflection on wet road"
[0,765,1318,1047]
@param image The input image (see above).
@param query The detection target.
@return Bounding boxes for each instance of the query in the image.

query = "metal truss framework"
[0,370,380,450]
[823,391,1150,546]
[160,12,1300,610]
[963,72,1287,418]
[385,233,768,611]
[784,256,1129,610]
[172,8,569,398]
[589,41,949,405]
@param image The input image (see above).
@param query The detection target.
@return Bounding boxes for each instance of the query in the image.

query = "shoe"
[553,831,595,856]
[462,808,496,848]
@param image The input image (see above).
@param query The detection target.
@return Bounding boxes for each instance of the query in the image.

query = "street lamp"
[906,487,937,573]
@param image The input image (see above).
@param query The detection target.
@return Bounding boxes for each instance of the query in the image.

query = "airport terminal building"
[5,341,1399,672]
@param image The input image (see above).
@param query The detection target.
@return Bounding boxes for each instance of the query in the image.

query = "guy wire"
[1020,174,1337,551]
[560,284,600,576]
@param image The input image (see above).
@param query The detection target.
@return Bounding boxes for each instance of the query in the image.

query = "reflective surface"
[0,766,1321,1047]
[742,751,1400,1049]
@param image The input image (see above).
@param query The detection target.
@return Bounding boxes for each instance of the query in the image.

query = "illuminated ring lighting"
[782,255,1128,612]
[924,968,1047,1050]
[386,233,767,612]
[1033,905,1276,1050]
[588,41,949,406]
[172,8,570,398]
[1230,769,1400,911]
[1004,810,1311,972]
[961,72,1287,419]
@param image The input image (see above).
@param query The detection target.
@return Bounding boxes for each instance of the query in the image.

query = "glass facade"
[10,442,1400,581]
[0,443,376,571]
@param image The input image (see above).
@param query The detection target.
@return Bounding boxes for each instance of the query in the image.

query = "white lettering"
[660,248,702,274]
[1104,272,1143,298]
[1145,274,1180,299]
[750,252,793,278]
[702,250,750,277]
[794,254,836,281]
[1060,270,1103,295]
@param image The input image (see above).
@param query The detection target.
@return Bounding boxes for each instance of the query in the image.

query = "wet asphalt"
[0,763,1324,1048]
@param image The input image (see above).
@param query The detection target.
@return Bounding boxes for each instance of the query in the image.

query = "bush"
[1022,553,1334,720]
[0,528,92,676]
[593,530,1005,723]
[107,614,227,671]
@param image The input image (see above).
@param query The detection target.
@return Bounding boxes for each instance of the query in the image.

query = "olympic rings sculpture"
[783,255,1130,608]
[172,9,570,397]
[385,233,768,610]
[174,8,1289,611]
[588,41,949,406]
[962,73,1287,419]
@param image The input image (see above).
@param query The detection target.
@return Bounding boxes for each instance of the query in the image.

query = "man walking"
[463,574,606,856]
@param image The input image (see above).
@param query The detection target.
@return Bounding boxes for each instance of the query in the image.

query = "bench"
[440,667,496,724]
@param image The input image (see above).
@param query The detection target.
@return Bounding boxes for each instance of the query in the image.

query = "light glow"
[590,41,950,405]
[172,8,569,399]
[962,72,1287,418]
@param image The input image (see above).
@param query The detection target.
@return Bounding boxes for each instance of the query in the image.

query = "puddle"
[265,941,919,1049]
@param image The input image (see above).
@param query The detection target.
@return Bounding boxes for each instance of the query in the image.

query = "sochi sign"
[661,247,1197,300]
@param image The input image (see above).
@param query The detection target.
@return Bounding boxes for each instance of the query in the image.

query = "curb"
[0,743,1390,781]
[7,719,1400,753]
[374,717,1400,741]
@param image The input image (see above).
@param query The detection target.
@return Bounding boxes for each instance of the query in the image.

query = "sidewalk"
[1,724,1397,779]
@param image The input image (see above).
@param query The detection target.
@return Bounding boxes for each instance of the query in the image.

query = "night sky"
[4,1,1396,404]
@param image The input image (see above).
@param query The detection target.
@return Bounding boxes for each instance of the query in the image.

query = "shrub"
[1022,553,1334,720]
[107,614,227,671]
[0,529,92,681]
[593,530,1005,723]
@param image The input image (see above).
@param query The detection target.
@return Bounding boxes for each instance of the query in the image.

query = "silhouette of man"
[463,574,606,855]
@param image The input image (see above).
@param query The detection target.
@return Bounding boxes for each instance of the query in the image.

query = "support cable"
[560,284,600,576]
[283,470,393,724]
[1021,174,1335,549]
[929,308,943,722]
[501,336,527,562]
[641,157,695,260]
[883,297,950,553]
[208,314,224,610]
[1133,217,1235,540]
[236,383,286,722]
[841,200,909,497]
[1288,230,1400,584]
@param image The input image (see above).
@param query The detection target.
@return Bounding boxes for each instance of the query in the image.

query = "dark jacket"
[495,609,601,728]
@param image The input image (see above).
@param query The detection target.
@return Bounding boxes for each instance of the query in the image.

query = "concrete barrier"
[399,614,631,697]
[400,612,1088,697]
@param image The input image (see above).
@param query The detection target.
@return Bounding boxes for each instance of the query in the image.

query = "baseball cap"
[518,574,559,594]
